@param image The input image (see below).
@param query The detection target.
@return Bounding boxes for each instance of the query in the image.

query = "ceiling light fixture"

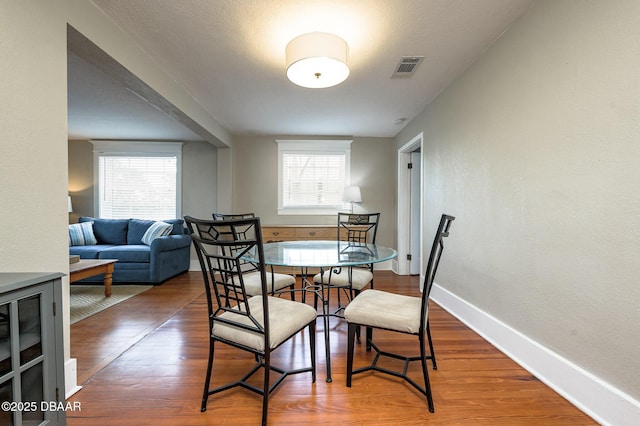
[286,32,350,89]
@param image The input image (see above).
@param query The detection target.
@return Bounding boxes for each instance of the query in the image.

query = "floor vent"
[392,56,424,78]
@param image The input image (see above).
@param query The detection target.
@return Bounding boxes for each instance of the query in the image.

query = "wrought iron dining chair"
[212,212,256,221]
[344,214,454,413]
[312,212,381,313]
[213,212,297,300]
[185,216,317,426]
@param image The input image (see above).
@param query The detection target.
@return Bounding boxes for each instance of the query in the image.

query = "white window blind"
[282,153,345,207]
[277,140,352,215]
[92,141,182,220]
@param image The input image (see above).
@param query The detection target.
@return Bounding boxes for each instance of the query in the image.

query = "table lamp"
[343,186,362,213]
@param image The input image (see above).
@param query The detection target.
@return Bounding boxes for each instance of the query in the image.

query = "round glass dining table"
[244,240,397,382]
[260,240,397,268]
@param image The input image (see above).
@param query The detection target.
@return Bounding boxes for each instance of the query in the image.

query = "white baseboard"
[431,284,640,426]
[391,259,399,274]
[64,358,82,399]
[373,260,393,271]
[189,259,200,271]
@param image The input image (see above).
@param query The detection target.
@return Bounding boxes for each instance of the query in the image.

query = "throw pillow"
[141,221,174,245]
[69,222,97,246]
[162,218,185,235]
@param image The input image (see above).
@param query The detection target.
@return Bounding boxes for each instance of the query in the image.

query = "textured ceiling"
[68,0,534,142]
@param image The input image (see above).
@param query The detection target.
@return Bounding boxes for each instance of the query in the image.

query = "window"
[91,141,182,220]
[277,140,352,215]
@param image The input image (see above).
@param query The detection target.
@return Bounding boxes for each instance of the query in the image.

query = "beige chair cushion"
[234,271,295,296]
[313,268,373,290]
[213,296,317,351]
[344,289,423,334]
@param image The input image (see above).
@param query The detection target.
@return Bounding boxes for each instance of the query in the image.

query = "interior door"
[409,151,421,275]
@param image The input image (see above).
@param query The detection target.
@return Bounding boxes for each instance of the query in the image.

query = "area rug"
[70,285,152,324]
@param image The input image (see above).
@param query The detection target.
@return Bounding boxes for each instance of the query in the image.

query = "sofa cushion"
[98,245,150,263]
[141,221,174,245]
[69,245,114,259]
[68,222,97,246]
[127,219,155,245]
[80,217,129,245]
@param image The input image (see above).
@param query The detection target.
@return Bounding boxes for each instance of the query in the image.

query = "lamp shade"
[286,32,350,88]
[343,186,362,203]
[68,195,73,213]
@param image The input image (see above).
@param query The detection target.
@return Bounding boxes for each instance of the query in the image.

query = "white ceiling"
[67,0,534,142]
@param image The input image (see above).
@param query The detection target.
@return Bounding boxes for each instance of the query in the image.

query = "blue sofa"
[69,217,191,284]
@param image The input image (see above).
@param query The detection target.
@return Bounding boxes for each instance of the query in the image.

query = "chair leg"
[352,289,361,343]
[426,320,437,370]
[351,286,371,346]
[289,283,296,301]
[309,322,317,383]
[346,323,357,387]
[419,333,435,413]
[261,350,271,426]
[201,337,215,412]
[365,327,373,352]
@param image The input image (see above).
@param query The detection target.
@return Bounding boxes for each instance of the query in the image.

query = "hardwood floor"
[68,271,595,425]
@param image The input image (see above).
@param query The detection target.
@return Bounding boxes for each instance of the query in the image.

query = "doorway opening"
[396,133,423,283]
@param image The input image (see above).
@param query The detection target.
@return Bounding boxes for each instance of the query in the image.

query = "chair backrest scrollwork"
[185,216,269,338]
[338,212,380,243]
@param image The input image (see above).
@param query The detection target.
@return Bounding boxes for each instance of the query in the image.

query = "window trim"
[276,139,352,216]
[91,140,183,219]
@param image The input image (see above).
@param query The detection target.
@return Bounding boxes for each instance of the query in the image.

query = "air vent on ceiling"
[392,56,424,78]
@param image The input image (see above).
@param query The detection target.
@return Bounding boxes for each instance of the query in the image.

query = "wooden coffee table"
[69,259,118,297]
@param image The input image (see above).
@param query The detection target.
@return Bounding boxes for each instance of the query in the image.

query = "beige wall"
[68,140,218,222]
[397,0,640,402]
[232,135,396,249]
[182,141,219,219]
[68,140,94,223]
[0,0,70,353]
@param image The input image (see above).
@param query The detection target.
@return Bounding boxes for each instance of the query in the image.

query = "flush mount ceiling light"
[286,32,350,89]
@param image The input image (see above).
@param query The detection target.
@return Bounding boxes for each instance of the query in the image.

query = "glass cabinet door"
[18,295,45,425]
[0,301,12,425]
[0,283,55,426]
[0,274,63,426]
